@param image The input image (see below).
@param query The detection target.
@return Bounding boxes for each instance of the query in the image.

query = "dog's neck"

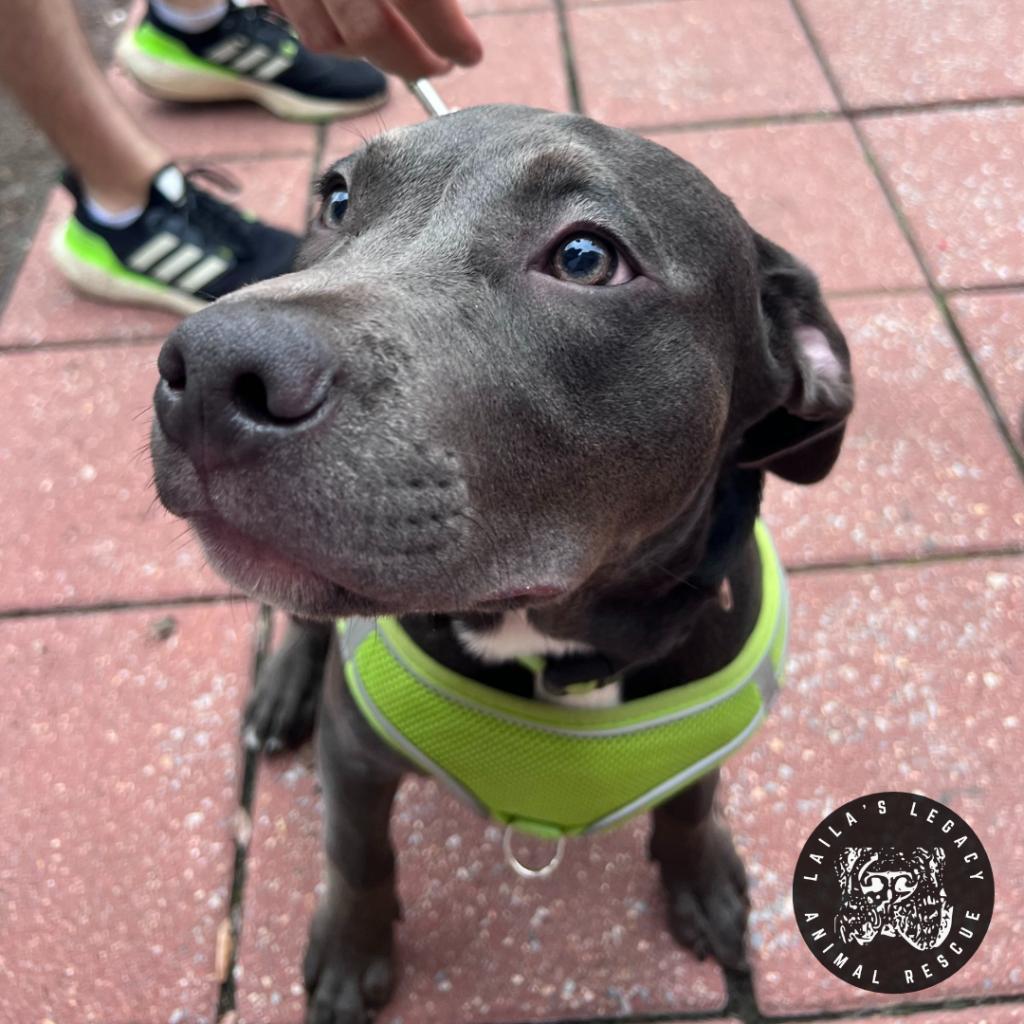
[454,609,595,664]
[400,465,766,703]
[454,611,616,708]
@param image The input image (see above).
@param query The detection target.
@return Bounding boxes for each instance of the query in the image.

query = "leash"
[406,77,452,118]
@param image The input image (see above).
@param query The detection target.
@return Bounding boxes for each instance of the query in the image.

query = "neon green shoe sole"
[116,23,388,123]
[51,217,207,316]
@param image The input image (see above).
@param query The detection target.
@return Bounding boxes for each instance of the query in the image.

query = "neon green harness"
[341,520,787,841]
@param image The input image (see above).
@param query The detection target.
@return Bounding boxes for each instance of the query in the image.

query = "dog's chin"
[191,517,570,620]
[192,518,387,620]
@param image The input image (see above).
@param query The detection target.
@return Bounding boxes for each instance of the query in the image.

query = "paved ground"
[1,1,1023,1023]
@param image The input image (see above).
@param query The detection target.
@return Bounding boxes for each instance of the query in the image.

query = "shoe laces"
[180,166,256,259]
[230,2,294,36]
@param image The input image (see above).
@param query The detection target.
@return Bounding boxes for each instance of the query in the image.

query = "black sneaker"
[117,2,388,122]
[51,165,299,314]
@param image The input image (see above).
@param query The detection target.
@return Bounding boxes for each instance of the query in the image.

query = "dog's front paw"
[244,617,331,753]
[661,823,750,972]
[303,891,397,1024]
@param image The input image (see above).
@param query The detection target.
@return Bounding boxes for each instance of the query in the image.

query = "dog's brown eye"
[551,234,617,286]
[320,188,349,229]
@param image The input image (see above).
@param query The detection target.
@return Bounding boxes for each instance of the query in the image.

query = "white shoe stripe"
[253,53,293,81]
[126,231,181,272]
[175,253,230,294]
[231,43,272,73]
[151,242,204,283]
[205,36,247,64]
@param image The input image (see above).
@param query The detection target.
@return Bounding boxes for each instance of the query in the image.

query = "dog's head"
[151,105,852,621]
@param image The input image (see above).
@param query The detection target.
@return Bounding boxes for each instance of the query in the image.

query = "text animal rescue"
[798,797,988,987]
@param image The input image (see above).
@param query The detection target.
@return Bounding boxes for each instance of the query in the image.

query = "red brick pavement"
[1,1,1021,1021]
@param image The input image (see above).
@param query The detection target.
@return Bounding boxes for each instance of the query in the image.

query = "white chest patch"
[455,611,622,708]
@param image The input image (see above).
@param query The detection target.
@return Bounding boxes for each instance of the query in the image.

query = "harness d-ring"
[502,825,566,880]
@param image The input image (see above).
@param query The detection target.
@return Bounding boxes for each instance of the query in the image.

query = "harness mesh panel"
[351,632,763,834]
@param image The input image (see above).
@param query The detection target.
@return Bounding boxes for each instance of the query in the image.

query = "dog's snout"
[155,302,336,467]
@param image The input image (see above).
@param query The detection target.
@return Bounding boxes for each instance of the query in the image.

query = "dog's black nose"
[155,301,335,468]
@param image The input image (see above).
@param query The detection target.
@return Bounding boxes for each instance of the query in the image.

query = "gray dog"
[151,105,853,1023]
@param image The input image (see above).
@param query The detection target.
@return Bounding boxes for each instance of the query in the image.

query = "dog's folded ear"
[737,233,853,484]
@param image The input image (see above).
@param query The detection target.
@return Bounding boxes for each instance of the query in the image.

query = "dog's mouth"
[192,514,566,619]
[193,515,387,619]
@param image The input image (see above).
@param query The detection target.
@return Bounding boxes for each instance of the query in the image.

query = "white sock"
[82,194,145,228]
[149,0,229,33]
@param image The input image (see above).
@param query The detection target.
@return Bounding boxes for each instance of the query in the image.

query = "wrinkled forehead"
[331,109,631,209]
[322,106,751,271]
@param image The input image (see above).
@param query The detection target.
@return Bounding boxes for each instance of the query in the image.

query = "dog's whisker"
[650,562,700,591]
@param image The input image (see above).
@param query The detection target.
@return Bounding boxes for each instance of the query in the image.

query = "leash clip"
[502,825,566,880]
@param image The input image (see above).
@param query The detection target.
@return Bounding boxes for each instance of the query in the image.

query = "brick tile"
[803,0,1024,108]
[863,108,1024,289]
[0,156,312,347]
[108,62,316,160]
[237,764,727,1022]
[0,604,250,1024]
[762,293,1024,565]
[722,558,1024,1014]
[0,344,223,610]
[656,120,922,293]
[324,12,571,162]
[842,1010,1024,1024]
[569,0,837,129]
[950,291,1024,455]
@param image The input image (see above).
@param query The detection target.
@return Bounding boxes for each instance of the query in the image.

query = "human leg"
[0,0,167,213]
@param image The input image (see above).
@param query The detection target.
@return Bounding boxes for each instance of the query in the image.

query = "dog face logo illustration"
[835,846,954,950]
[792,793,994,994]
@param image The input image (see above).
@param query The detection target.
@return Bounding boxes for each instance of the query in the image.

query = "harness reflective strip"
[231,43,272,72]
[253,53,293,80]
[175,253,230,294]
[345,644,489,818]
[586,703,767,833]
[126,231,181,272]
[151,242,203,282]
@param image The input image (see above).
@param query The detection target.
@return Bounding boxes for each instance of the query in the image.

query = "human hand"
[267,0,483,79]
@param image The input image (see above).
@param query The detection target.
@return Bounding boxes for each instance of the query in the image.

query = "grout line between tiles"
[638,109,843,136]
[821,285,930,301]
[0,333,171,355]
[628,96,1024,139]
[785,545,1024,575]
[6,278,1000,357]
[945,280,1024,297]
[485,987,1024,1024]
[213,125,325,1023]
[214,603,273,1022]
[4,546,1020,624]
[753,989,1024,1024]
[851,94,1024,121]
[0,591,245,621]
[787,0,1024,482]
[553,0,584,113]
